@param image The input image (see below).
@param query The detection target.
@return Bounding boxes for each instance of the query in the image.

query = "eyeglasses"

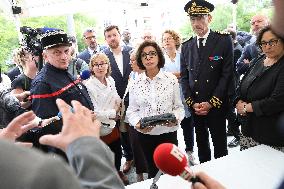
[260,39,280,48]
[92,63,108,68]
[162,37,174,42]
[85,35,96,40]
[141,51,157,59]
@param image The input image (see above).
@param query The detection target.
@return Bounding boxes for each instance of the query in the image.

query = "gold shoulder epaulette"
[182,36,193,44]
[215,30,230,35]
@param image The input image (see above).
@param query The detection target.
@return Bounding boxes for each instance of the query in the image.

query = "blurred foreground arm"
[40,99,125,189]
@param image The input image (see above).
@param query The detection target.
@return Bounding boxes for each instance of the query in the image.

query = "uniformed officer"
[30,30,94,157]
[180,0,234,163]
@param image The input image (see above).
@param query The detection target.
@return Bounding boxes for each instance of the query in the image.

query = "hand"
[236,100,247,115]
[39,99,101,152]
[191,172,226,189]
[135,122,154,133]
[164,120,178,127]
[194,102,212,116]
[20,100,32,109]
[0,111,37,141]
[14,91,31,102]
[114,100,121,113]
[244,59,250,64]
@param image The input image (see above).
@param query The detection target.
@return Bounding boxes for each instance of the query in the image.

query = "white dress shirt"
[196,29,211,48]
[85,76,121,135]
[126,70,185,135]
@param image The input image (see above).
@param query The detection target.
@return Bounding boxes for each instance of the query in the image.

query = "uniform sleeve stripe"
[30,79,80,99]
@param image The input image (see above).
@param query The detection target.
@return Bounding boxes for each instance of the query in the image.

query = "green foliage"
[0,13,97,72]
[0,13,18,72]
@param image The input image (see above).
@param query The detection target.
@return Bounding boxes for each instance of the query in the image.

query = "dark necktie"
[198,38,205,56]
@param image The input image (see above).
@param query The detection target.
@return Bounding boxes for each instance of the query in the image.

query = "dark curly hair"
[257,25,284,50]
[136,40,165,70]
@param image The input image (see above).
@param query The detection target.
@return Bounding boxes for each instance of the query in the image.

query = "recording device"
[140,113,177,129]
[20,26,44,70]
[20,26,43,56]
[153,143,202,184]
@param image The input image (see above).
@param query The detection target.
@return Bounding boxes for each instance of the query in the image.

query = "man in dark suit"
[103,25,132,184]
[77,28,106,64]
[236,14,269,76]
[180,0,233,163]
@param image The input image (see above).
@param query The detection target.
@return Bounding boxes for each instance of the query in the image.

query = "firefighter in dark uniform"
[30,30,93,158]
[180,0,234,163]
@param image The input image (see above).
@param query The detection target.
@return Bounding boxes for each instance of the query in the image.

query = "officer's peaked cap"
[184,0,214,16]
[41,29,71,49]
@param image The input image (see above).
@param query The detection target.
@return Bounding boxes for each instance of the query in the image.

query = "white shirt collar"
[196,29,211,47]
[141,70,166,81]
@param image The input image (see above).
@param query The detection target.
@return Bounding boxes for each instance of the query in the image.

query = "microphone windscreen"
[154,143,188,176]
[80,70,91,80]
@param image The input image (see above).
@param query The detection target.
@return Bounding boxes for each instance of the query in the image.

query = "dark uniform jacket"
[180,30,234,116]
[235,54,284,146]
[30,63,93,121]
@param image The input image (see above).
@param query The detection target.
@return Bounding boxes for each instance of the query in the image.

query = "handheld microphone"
[80,70,91,80]
[153,143,201,184]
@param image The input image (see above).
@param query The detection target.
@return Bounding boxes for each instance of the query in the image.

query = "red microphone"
[153,143,201,183]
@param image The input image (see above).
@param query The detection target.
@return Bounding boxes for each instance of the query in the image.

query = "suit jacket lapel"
[122,50,129,78]
[190,37,201,78]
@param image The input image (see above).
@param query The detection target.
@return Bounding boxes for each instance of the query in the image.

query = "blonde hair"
[162,30,181,50]
[12,47,26,67]
[89,52,112,77]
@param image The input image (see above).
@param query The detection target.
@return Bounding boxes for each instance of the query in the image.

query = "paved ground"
[122,128,240,185]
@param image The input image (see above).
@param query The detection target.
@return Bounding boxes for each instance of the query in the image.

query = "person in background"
[124,50,148,182]
[6,48,23,82]
[85,52,129,185]
[67,36,89,78]
[0,99,125,189]
[227,23,252,48]
[142,31,156,42]
[122,29,132,47]
[103,25,133,181]
[236,14,270,76]
[161,29,197,165]
[77,28,106,64]
[235,26,284,152]
[126,40,184,178]
[181,0,233,163]
[224,28,243,148]
[11,47,38,110]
